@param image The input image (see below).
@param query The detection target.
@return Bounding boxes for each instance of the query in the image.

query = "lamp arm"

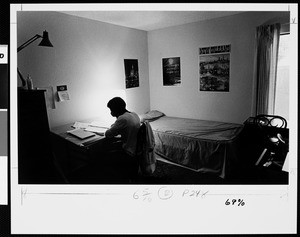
[17,34,42,87]
[17,34,42,52]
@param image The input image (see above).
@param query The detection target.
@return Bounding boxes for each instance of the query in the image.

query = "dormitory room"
[16,9,293,185]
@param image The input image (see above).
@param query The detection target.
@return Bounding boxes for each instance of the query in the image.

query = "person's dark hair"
[107,97,127,114]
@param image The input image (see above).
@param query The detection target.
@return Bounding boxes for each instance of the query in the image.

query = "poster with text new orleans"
[199,44,230,92]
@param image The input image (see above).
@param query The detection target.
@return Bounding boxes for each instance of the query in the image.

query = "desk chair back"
[244,114,289,167]
[252,114,287,129]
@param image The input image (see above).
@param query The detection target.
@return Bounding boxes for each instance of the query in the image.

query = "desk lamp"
[17,30,53,87]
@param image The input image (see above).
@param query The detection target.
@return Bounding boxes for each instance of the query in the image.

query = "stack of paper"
[89,120,110,128]
[72,122,90,129]
[70,120,110,137]
[84,126,107,135]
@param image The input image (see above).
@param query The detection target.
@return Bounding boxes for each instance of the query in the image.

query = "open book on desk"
[67,128,96,140]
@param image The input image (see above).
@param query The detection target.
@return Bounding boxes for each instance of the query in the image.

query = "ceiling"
[61,11,244,31]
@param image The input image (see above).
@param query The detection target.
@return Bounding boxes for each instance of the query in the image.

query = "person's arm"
[105,117,126,138]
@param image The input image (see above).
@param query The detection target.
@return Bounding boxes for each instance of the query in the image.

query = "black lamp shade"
[38,31,53,47]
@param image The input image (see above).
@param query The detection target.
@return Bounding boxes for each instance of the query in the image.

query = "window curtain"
[255,23,281,115]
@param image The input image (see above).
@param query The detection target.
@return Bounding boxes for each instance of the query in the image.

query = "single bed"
[139,111,244,179]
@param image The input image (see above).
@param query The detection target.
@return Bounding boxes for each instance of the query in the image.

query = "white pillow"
[139,110,165,122]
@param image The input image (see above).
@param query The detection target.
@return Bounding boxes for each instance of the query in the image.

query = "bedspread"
[149,116,243,178]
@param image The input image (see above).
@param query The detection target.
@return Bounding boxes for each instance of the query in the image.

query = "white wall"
[17,11,150,128]
[17,11,289,127]
[148,11,289,124]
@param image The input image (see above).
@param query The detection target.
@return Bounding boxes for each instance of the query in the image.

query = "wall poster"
[124,59,139,89]
[199,44,230,92]
[162,57,181,86]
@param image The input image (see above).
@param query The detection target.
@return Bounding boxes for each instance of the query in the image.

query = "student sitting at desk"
[104,97,140,182]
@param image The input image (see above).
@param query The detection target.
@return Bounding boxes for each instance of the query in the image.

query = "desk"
[51,122,121,181]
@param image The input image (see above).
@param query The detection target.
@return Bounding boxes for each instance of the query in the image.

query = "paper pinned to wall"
[57,85,70,101]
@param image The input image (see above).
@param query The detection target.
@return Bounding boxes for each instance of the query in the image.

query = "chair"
[251,114,287,129]
[244,114,289,168]
[136,121,156,176]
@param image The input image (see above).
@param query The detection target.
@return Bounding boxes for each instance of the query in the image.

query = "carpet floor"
[66,156,288,185]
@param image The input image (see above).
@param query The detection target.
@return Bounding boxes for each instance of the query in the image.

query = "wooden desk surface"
[51,123,106,147]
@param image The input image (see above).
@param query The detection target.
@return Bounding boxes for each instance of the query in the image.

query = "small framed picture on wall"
[124,59,139,89]
[162,57,181,86]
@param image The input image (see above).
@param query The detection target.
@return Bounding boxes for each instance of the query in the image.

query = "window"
[274,33,290,124]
